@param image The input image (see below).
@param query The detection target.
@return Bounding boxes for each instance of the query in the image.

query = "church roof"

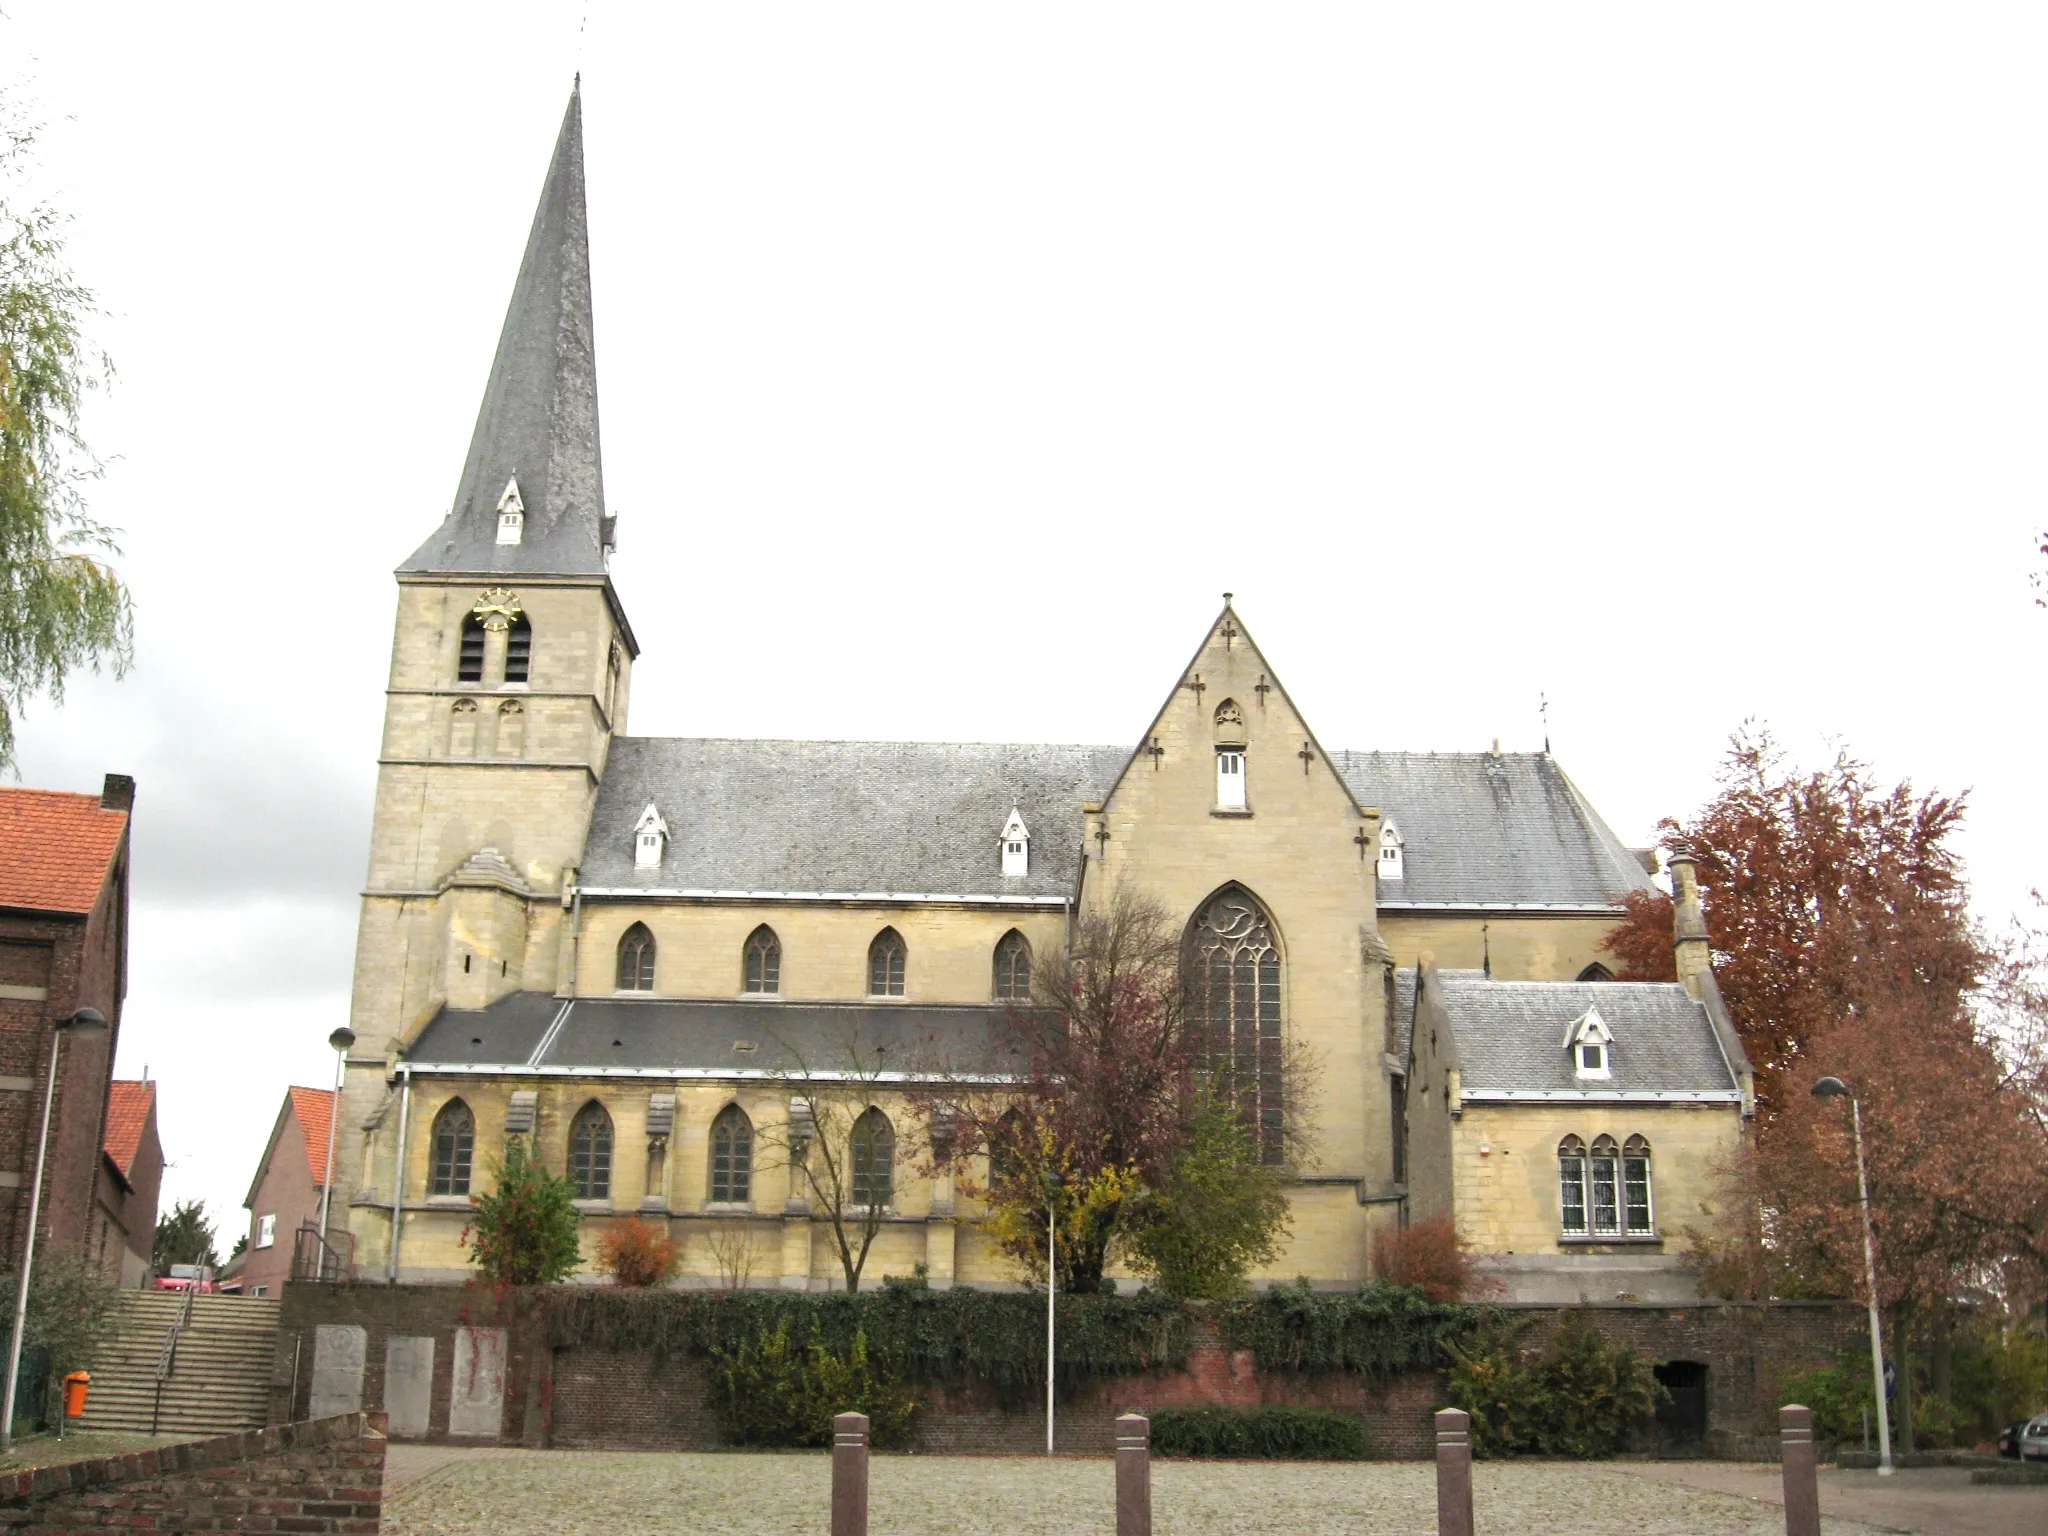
[581,738,1128,900]
[401,87,610,579]
[1396,969,1740,1100]
[407,992,1019,1079]
[1339,751,1651,909]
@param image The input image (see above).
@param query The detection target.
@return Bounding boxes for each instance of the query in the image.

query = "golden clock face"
[473,588,523,632]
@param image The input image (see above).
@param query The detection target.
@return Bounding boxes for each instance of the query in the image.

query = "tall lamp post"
[315,1027,356,1281]
[1812,1075,1893,1476]
[0,1007,109,1453]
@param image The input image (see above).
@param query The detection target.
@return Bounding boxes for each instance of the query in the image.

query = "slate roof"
[1397,969,1739,1099]
[1337,751,1651,909]
[0,788,128,915]
[582,739,1129,898]
[103,1080,156,1179]
[408,993,1021,1079]
[401,88,610,579]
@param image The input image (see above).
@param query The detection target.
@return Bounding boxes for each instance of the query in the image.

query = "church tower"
[337,87,636,1240]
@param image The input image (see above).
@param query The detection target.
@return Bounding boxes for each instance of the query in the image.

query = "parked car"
[1998,1420,2026,1458]
[2024,1415,2048,1462]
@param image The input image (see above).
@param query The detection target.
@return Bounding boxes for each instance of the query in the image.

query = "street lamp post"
[315,1028,356,1280]
[0,1008,109,1453]
[1812,1075,1893,1476]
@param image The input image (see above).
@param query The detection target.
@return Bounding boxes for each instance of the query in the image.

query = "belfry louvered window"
[1187,887,1284,1161]
[430,1100,474,1196]
[458,613,486,682]
[868,928,906,997]
[503,614,532,683]
[570,1102,613,1200]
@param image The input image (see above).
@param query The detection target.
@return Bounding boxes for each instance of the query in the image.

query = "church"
[334,89,1753,1303]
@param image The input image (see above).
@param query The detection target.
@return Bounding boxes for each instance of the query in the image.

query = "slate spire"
[402,86,610,577]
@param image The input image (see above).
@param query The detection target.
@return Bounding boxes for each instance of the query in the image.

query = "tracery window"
[430,1100,474,1196]
[458,613,486,682]
[616,923,656,992]
[710,1104,754,1205]
[1558,1135,1589,1234]
[504,613,532,684]
[1622,1134,1654,1235]
[743,925,782,995]
[850,1107,894,1207]
[868,928,906,997]
[570,1101,613,1200]
[1589,1134,1622,1236]
[993,930,1031,1002]
[1187,886,1283,1161]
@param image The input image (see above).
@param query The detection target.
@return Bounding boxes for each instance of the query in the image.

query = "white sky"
[5,4,2044,1246]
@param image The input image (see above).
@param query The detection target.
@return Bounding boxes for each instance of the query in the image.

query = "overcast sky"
[6,4,2044,1246]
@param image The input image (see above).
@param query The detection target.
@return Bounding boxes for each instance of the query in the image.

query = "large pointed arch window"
[457,612,486,683]
[570,1101,613,1200]
[743,926,781,995]
[868,928,906,997]
[851,1107,895,1207]
[993,930,1031,1002]
[429,1100,474,1196]
[710,1104,754,1205]
[1187,886,1284,1161]
[616,923,655,992]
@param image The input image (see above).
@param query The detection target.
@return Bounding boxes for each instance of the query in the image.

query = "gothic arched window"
[430,1100,474,1196]
[868,928,906,997]
[616,923,656,992]
[1187,886,1284,1161]
[993,930,1031,1002]
[570,1101,613,1200]
[504,613,533,684]
[496,699,525,756]
[743,925,781,995]
[851,1107,894,1207]
[449,698,479,757]
[458,612,486,683]
[1558,1134,1588,1234]
[1589,1134,1622,1236]
[710,1104,754,1205]
[1577,962,1615,983]
[1622,1134,1654,1236]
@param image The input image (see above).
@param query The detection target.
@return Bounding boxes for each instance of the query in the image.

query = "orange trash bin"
[62,1371,89,1418]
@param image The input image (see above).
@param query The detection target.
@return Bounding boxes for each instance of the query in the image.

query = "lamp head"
[1811,1075,1851,1100]
[328,1026,357,1054]
[57,1007,107,1038]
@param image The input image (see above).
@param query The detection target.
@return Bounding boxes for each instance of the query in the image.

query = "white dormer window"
[999,807,1030,878]
[496,477,526,546]
[1378,821,1404,881]
[1216,750,1246,808]
[633,802,670,870]
[1564,1004,1614,1080]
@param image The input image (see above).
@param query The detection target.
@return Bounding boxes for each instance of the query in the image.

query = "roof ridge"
[615,736,1128,751]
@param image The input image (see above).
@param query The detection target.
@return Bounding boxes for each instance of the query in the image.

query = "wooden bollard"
[1115,1413,1151,1536]
[832,1411,869,1536]
[1434,1408,1474,1536]
[1780,1404,1820,1536]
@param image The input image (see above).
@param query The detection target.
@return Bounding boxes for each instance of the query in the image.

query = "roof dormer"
[1000,807,1030,878]
[1378,820,1404,881]
[633,803,669,871]
[495,477,526,546]
[1563,1003,1613,1080]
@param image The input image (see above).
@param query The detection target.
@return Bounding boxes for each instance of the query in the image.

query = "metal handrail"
[149,1281,199,1435]
[290,1223,355,1283]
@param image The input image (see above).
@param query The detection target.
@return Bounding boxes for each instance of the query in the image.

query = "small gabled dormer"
[1378,820,1405,881]
[1564,1003,1614,1080]
[633,803,669,870]
[495,477,526,546]
[999,807,1030,878]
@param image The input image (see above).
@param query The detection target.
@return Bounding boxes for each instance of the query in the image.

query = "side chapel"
[334,89,1753,1302]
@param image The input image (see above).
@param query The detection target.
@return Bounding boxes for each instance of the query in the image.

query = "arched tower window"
[993,930,1031,1002]
[1577,962,1614,983]
[1187,886,1283,1161]
[570,1101,613,1200]
[743,926,781,995]
[616,923,656,992]
[429,1099,474,1196]
[1588,1134,1622,1236]
[710,1104,754,1204]
[1622,1134,1654,1235]
[449,698,479,756]
[504,613,533,684]
[850,1107,894,1207]
[868,928,906,997]
[458,613,486,683]
[1557,1134,1588,1234]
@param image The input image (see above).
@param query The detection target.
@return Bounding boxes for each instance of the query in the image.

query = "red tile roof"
[290,1086,337,1185]
[104,1080,156,1176]
[0,788,128,915]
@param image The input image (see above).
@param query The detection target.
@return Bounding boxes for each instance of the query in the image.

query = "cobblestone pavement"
[381,1449,1891,1535]
[1615,1459,2048,1536]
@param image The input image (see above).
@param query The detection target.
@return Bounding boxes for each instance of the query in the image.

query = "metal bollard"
[1434,1408,1474,1536]
[1115,1413,1151,1536]
[1780,1404,1820,1536]
[832,1411,869,1536]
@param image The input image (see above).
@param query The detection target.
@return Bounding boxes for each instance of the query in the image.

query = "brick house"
[238,1087,336,1297]
[0,776,133,1274]
[97,1079,164,1286]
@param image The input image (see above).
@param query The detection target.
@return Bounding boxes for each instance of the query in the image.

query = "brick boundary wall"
[281,1284,1861,1458]
[0,1412,386,1534]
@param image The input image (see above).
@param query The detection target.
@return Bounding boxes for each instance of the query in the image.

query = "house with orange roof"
[95,1079,164,1286]
[237,1086,340,1296]
[0,775,133,1277]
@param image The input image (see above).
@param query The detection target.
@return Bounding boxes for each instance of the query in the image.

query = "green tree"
[0,96,130,769]
[0,1252,119,1427]
[462,1139,582,1285]
[151,1199,218,1271]
[1124,1090,1290,1299]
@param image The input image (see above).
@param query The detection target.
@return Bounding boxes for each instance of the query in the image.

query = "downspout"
[386,1065,413,1284]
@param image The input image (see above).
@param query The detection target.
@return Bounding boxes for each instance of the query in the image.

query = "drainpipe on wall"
[387,1065,413,1284]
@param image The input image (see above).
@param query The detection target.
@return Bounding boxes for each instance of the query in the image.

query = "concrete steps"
[77,1292,280,1436]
